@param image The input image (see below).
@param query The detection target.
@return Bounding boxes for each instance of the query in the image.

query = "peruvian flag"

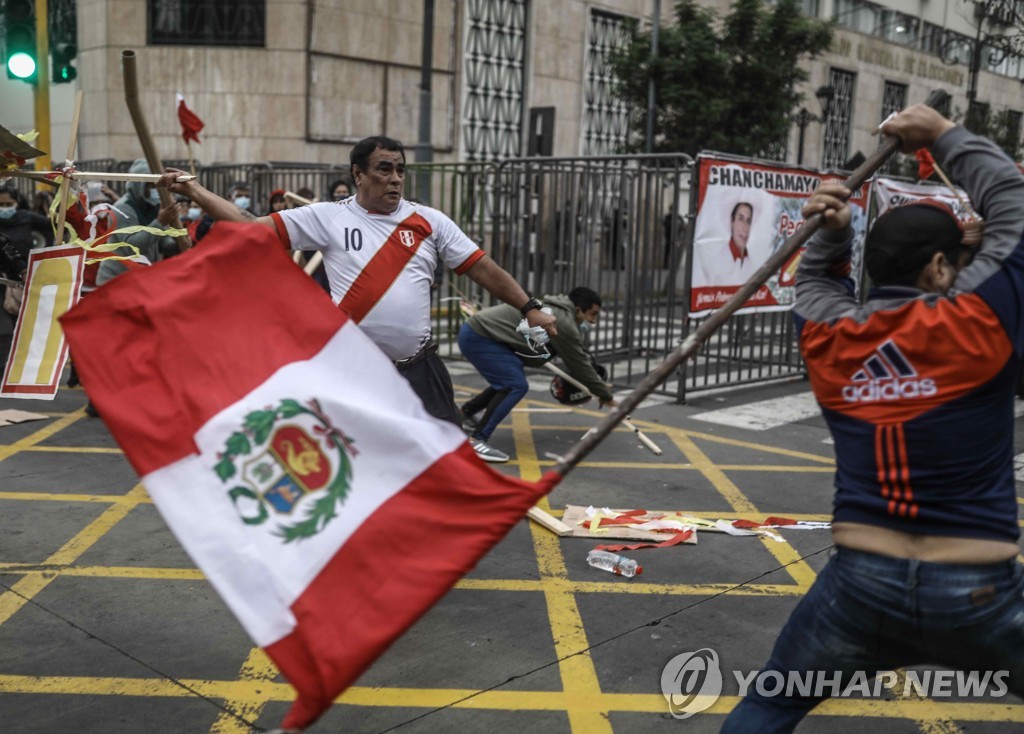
[176,92,204,144]
[60,223,558,730]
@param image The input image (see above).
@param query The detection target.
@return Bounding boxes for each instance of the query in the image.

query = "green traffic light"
[7,51,36,79]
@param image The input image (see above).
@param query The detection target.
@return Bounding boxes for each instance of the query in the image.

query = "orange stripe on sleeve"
[885,425,901,502]
[454,248,485,275]
[875,426,890,499]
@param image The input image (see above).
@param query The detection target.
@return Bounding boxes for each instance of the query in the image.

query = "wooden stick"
[54,90,84,244]
[284,190,313,207]
[70,171,195,184]
[6,170,58,185]
[186,139,196,178]
[548,89,950,479]
[543,362,663,455]
[122,49,190,253]
[304,251,323,275]
[526,506,573,536]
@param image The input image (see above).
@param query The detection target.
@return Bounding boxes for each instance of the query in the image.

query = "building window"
[147,0,266,47]
[879,81,906,174]
[461,0,527,161]
[581,9,632,156]
[822,68,855,169]
[1006,109,1023,149]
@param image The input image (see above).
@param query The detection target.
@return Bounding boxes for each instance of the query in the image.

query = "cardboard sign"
[2,245,85,399]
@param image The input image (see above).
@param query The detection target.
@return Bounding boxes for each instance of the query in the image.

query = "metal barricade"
[482,154,693,396]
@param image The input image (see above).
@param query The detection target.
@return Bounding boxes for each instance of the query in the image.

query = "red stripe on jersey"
[338,213,433,324]
[454,249,485,275]
[270,212,291,250]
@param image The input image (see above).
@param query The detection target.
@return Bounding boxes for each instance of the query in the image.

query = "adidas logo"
[841,340,937,403]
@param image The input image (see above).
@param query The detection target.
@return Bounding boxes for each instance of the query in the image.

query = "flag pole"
[186,140,196,178]
[549,90,950,479]
[54,90,84,244]
[122,49,190,253]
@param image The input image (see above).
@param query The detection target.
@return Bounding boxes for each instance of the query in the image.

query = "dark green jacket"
[466,294,614,402]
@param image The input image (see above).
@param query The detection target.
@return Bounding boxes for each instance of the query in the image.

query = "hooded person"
[95,159,179,286]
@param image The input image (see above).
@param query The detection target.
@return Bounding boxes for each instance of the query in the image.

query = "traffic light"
[51,40,75,83]
[3,0,38,83]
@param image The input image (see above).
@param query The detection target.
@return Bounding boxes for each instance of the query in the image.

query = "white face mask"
[578,321,591,334]
[187,207,201,220]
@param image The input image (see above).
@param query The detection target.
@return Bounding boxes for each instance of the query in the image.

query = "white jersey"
[271,198,483,360]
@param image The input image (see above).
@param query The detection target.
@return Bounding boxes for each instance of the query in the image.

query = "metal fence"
[8,154,809,399]
[411,154,806,401]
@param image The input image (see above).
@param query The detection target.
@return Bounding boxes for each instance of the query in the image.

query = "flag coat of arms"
[60,223,557,730]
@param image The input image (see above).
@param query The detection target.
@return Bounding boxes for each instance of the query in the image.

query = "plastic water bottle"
[587,549,642,577]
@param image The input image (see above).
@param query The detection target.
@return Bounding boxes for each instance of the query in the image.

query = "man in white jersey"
[158,136,556,440]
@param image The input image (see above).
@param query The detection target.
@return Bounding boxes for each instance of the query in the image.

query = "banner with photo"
[689,156,871,316]
[873,177,973,221]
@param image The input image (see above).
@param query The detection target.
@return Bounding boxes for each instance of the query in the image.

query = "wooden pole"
[549,90,950,479]
[542,362,663,455]
[121,49,190,253]
[54,90,83,244]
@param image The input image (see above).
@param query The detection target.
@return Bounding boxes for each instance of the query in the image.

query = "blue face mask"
[147,188,161,206]
[187,206,201,220]
[234,196,251,211]
[0,206,16,220]
[579,321,591,334]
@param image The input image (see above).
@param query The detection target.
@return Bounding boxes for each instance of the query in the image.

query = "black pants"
[395,350,462,427]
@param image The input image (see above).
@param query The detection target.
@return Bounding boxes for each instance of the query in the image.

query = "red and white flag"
[60,223,557,730]
[176,92,204,145]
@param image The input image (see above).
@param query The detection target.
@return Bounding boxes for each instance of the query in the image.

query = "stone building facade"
[6,0,1022,168]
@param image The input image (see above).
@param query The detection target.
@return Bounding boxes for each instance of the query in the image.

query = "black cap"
[864,200,965,284]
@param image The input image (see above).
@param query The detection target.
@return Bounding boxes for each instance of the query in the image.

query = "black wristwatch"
[519,297,543,316]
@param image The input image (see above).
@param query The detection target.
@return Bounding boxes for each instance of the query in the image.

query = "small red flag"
[176,93,204,145]
[916,149,935,180]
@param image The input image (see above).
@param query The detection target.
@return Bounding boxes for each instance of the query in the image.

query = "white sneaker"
[471,438,510,463]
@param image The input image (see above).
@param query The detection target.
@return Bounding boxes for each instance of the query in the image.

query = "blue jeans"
[722,547,1024,733]
[457,323,529,442]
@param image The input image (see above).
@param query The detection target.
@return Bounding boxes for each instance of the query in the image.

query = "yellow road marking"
[0,410,87,461]
[209,647,280,734]
[15,445,123,454]
[514,410,613,734]
[1,674,1022,722]
[0,485,147,626]
[0,490,152,504]
[0,562,808,597]
[667,431,818,588]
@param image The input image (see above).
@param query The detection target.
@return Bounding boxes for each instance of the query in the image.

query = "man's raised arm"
[157,168,275,228]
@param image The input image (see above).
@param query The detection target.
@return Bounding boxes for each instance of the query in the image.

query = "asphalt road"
[1,365,1022,733]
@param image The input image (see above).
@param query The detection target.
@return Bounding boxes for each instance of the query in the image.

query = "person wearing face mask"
[95,159,179,286]
[326,178,352,203]
[0,185,53,254]
[228,181,255,215]
[0,185,53,360]
[456,286,616,462]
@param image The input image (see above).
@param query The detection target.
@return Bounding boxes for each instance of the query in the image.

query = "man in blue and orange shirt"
[724,104,1024,731]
